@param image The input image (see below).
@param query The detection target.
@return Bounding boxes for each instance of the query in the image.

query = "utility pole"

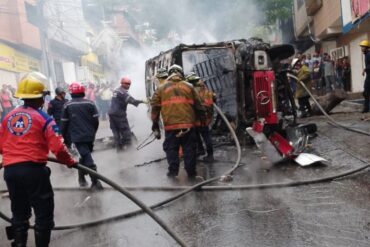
[37,0,56,92]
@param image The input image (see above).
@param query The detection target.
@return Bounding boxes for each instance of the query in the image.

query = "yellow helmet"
[360,40,370,48]
[15,72,48,99]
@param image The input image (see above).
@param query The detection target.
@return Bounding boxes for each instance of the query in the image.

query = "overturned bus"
[145,38,324,165]
[145,38,297,132]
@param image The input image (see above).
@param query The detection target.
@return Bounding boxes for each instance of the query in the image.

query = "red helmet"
[120,77,131,85]
[69,82,85,94]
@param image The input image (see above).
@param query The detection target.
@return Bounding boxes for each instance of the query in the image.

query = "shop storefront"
[79,52,104,84]
[0,42,41,87]
[340,0,370,92]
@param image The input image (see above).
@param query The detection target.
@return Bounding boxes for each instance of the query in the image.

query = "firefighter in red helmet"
[108,77,146,151]
[0,72,77,247]
[61,82,103,189]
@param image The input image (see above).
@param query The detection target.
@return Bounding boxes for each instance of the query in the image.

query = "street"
[1,102,370,247]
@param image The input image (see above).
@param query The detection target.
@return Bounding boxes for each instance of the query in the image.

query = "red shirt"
[0,106,75,166]
[0,92,12,108]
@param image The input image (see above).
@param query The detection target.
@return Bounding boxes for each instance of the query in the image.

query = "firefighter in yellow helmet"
[360,40,370,113]
[0,72,76,246]
[186,73,217,162]
[151,64,205,177]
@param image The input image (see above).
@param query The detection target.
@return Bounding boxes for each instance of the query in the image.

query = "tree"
[258,0,293,26]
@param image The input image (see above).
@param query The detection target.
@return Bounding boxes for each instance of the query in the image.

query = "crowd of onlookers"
[0,84,21,120]
[292,52,351,96]
[54,81,115,121]
[0,81,115,122]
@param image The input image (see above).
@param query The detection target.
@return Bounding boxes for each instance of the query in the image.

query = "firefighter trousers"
[196,126,213,156]
[109,115,132,147]
[163,128,197,176]
[4,163,55,233]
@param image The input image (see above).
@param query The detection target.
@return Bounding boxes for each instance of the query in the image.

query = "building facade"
[292,0,370,92]
[0,0,42,87]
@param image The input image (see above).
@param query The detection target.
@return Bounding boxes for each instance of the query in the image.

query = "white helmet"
[291,58,300,68]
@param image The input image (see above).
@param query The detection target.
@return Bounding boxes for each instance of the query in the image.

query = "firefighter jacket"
[61,97,99,143]
[108,86,142,117]
[0,106,75,166]
[295,64,311,99]
[151,75,205,131]
[365,51,370,78]
[195,86,216,127]
[47,97,68,124]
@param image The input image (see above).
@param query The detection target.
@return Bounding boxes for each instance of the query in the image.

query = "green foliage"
[258,0,293,25]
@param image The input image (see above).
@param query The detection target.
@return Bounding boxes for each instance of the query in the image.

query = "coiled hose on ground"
[0,104,242,242]
[1,81,370,238]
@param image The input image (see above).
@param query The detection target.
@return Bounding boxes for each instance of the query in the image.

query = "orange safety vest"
[151,75,203,131]
[0,106,74,166]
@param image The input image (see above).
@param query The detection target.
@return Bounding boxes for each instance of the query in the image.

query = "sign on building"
[0,43,41,73]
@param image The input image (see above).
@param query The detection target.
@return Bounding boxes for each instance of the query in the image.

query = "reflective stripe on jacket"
[0,106,74,166]
[151,75,204,131]
[61,97,99,143]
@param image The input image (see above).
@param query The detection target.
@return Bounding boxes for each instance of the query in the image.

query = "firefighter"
[186,73,216,162]
[0,72,76,247]
[47,87,67,128]
[151,64,205,177]
[360,40,370,113]
[61,82,103,189]
[292,58,312,118]
[47,87,72,149]
[156,67,169,85]
[108,77,145,151]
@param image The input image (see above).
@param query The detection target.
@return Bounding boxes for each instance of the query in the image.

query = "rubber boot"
[78,170,88,187]
[34,229,51,247]
[11,229,28,247]
[90,165,103,190]
[90,177,104,190]
[203,154,214,163]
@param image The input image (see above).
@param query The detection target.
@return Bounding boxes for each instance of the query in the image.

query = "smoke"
[100,0,264,136]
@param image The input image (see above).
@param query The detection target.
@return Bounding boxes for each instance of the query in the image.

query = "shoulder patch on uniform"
[51,124,61,134]
[7,112,33,136]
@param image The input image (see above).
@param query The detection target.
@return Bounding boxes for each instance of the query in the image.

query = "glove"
[142,98,150,104]
[153,129,161,139]
[67,160,78,169]
[152,121,159,132]
[199,113,207,126]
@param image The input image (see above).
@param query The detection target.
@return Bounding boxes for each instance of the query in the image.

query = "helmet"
[120,77,131,85]
[360,40,370,48]
[168,64,184,76]
[55,87,65,95]
[186,72,200,82]
[15,72,48,99]
[68,82,85,94]
[156,68,168,79]
[291,58,300,68]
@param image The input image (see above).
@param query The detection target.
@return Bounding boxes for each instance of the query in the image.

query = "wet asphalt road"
[1,103,370,246]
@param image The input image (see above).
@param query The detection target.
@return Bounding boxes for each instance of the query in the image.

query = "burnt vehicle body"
[145,38,296,132]
[145,38,322,166]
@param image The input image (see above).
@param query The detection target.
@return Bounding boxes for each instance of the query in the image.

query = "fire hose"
[287,73,370,137]
[0,104,242,243]
[1,97,370,240]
